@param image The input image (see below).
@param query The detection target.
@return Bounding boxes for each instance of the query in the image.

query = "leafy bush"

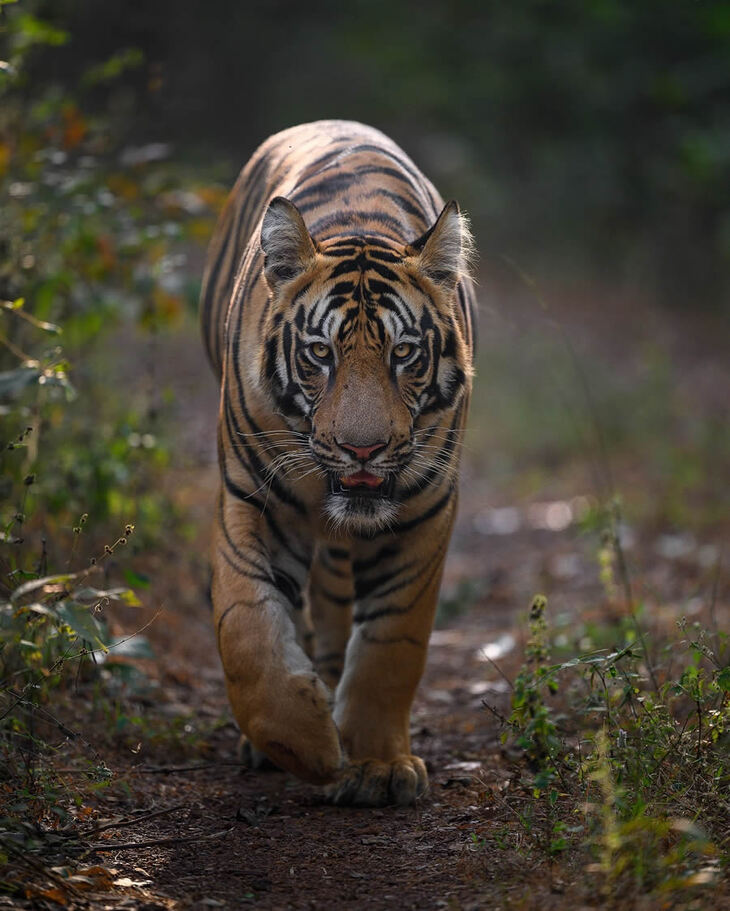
[1,4,216,534]
[0,6,216,841]
[493,549,729,900]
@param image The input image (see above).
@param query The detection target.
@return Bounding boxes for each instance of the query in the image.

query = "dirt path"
[71,576,537,911]
[91,615,516,911]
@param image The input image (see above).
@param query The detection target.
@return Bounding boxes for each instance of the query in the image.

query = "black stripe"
[360,630,425,648]
[344,145,439,213]
[221,451,308,568]
[327,546,350,560]
[272,566,303,609]
[309,209,406,238]
[353,541,446,623]
[226,342,308,516]
[217,546,270,590]
[216,597,252,639]
[353,544,399,574]
[217,498,273,582]
[355,560,416,601]
[315,587,352,607]
[364,188,427,221]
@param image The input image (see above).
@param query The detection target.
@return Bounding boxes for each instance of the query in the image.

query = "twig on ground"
[135,761,247,774]
[80,803,189,836]
[86,827,235,854]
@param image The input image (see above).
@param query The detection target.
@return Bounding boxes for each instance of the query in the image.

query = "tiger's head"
[258,196,473,533]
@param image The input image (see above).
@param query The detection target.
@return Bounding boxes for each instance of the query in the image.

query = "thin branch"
[134,761,248,774]
[85,827,235,855]
[80,803,188,837]
[481,652,514,691]
[482,699,510,727]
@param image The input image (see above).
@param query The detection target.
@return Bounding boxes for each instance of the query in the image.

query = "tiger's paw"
[326,755,428,807]
[247,673,343,785]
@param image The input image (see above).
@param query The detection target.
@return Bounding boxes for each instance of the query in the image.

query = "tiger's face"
[259,197,472,532]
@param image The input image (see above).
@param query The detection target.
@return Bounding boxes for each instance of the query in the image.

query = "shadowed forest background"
[1,1,728,909]
[30,0,730,305]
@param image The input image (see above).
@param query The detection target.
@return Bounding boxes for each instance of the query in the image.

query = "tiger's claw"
[326,755,428,807]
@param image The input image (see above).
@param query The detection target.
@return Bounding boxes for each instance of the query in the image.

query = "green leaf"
[26,602,59,619]
[54,602,104,646]
[82,48,144,86]
[39,369,76,400]
[717,666,730,693]
[74,586,142,607]
[123,568,151,589]
[16,14,69,48]
[116,588,143,607]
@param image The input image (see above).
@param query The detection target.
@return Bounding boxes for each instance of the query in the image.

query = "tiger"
[200,120,476,806]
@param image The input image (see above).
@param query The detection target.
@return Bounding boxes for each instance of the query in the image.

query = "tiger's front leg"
[328,513,453,806]
[212,493,343,784]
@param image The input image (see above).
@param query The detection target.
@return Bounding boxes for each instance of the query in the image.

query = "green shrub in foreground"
[0,8,214,847]
[499,591,729,900]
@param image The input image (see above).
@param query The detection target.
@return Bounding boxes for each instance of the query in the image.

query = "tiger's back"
[200,120,476,806]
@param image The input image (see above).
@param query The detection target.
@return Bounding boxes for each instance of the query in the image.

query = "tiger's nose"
[337,439,388,461]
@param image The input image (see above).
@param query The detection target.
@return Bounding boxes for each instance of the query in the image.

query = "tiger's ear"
[407,200,472,291]
[261,197,318,291]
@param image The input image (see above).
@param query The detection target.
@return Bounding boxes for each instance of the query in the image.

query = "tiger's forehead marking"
[303,237,420,345]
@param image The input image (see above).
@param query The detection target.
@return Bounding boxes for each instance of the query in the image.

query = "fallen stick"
[82,802,188,836]
[135,761,247,774]
[86,827,234,854]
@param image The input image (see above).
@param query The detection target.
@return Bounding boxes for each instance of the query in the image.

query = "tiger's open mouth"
[329,470,395,499]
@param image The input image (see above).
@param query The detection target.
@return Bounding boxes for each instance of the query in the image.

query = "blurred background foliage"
[0,0,220,547]
[0,0,221,755]
[24,0,730,310]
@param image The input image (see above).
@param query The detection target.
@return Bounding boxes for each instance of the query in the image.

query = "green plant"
[507,595,560,773]
[493,583,729,899]
[1,4,217,543]
[0,8,215,879]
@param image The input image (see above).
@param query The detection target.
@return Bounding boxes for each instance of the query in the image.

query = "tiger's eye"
[393,342,414,360]
[310,341,332,361]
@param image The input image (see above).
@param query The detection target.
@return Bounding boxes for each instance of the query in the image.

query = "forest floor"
[3,281,729,910]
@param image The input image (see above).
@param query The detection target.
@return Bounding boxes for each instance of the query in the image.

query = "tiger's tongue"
[340,470,384,489]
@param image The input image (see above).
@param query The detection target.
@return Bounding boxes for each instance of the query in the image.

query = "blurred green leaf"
[717,666,730,693]
[54,601,104,646]
[123,568,151,589]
